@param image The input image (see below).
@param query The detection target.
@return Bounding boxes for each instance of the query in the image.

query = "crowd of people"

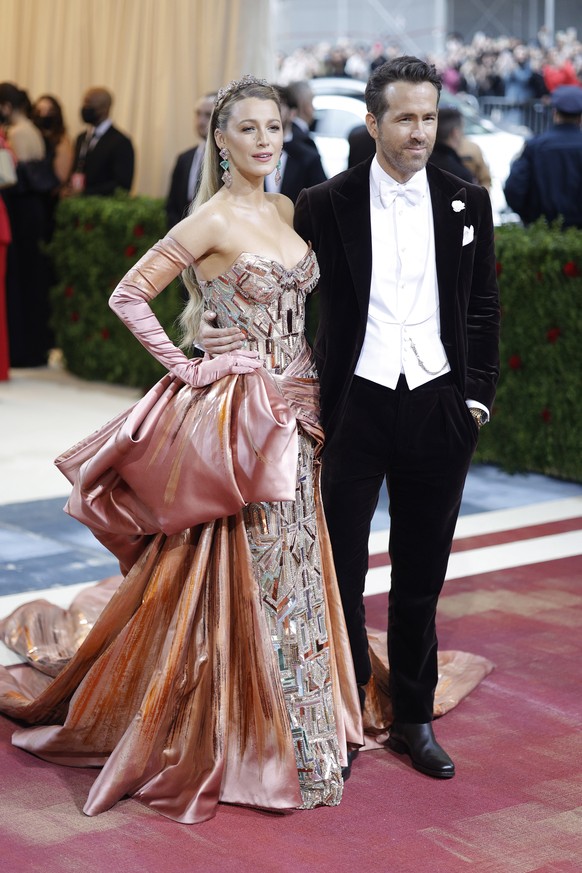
[276,27,582,103]
[0,84,135,371]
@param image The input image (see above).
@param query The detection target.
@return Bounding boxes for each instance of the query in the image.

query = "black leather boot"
[387,721,455,779]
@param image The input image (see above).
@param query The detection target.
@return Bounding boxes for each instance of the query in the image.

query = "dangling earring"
[274,157,282,185]
[219,147,232,188]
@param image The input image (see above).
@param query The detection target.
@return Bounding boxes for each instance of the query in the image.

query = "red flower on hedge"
[563,261,580,278]
[508,354,522,370]
[133,224,145,238]
[101,328,110,340]
[496,262,503,276]
[536,271,543,282]
[64,285,74,298]
[540,408,551,423]
[84,222,94,232]
[71,311,80,323]
[124,244,137,257]
[546,327,561,343]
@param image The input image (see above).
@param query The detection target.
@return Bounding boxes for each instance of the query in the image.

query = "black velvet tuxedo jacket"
[165,146,200,228]
[294,158,500,445]
[73,125,134,196]
[280,137,327,203]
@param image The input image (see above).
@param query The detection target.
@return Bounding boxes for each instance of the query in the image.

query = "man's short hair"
[365,55,442,123]
[436,107,464,143]
[273,84,296,111]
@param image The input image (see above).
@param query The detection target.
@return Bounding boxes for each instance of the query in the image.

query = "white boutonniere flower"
[451,200,465,213]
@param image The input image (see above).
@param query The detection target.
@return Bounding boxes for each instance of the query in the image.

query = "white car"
[309,78,524,224]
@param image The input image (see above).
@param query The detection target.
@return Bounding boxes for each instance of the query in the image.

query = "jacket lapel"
[427,163,467,342]
[330,158,373,321]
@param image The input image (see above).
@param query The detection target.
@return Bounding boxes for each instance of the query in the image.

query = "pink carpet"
[2,553,582,873]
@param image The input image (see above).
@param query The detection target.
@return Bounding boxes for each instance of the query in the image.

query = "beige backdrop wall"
[0,0,276,197]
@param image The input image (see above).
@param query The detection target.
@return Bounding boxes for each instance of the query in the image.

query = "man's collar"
[370,156,428,201]
[93,118,112,138]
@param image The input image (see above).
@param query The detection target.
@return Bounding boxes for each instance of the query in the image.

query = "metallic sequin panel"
[201,250,342,808]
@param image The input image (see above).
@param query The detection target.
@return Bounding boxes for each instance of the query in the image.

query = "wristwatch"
[469,407,487,428]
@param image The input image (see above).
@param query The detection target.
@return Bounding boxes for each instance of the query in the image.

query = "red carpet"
[2,553,582,873]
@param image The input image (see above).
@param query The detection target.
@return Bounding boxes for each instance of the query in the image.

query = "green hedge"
[48,192,182,389]
[475,220,582,482]
[48,199,582,481]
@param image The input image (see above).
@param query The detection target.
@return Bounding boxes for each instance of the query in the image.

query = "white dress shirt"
[355,157,450,390]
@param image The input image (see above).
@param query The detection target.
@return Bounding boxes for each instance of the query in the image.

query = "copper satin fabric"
[54,369,299,573]
[0,420,363,822]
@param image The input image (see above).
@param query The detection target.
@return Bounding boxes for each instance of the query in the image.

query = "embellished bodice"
[198,247,319,375]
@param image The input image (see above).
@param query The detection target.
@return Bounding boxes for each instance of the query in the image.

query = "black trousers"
[321,373,479,723]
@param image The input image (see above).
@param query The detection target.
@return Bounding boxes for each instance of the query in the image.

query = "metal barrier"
[478,97,553,136]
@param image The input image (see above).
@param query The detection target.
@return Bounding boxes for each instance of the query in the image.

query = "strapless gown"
[0,248,364,824]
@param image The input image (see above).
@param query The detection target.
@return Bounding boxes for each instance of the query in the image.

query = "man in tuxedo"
[165,93,215,228]
[294,56,499,779]
[199,57,500,780]
[70,87,134,196]
[264,85,326,204]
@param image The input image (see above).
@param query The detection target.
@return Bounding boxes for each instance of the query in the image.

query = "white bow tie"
[379,179,423,208]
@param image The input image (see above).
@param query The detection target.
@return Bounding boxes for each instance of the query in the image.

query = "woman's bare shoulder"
[169,197,230,261]
[267,192,295,226]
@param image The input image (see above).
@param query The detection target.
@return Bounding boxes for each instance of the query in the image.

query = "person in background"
[458,136,491,190]
[0,82,51,367]
[542,48,581,93]
[68,87,134,196]
[347,122,375,168]
[287,80,317,144]
[32,94,74,188]
[264,84,326,203]
[31,94,74,238]
[504,84,582,228]
[428,107,476,183]
[165,93,215,228]
[0,129,13,380]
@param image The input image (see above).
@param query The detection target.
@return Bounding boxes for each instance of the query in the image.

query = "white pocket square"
[462,224,475,246]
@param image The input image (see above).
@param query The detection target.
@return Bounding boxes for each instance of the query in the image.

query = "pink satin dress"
[0,245,364,823]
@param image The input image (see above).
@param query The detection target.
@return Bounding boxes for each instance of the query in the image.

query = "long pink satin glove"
[109,236,262,385]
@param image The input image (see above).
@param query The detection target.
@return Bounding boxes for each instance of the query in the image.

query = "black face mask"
[35,115,57,131]
[81,106,100,126]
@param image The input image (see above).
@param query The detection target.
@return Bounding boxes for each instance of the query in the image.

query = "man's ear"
[365,112,378,140]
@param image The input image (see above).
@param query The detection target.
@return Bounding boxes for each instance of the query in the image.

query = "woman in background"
[0,82,52,367]
[32,94,74,236]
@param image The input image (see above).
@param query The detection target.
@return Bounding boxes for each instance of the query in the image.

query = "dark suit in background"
[166,145,200,228]
[504,84,582,229]
[165,94,215,229]
[347,124,375,167]
[72,125,134,195]
[278,136,326,203]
